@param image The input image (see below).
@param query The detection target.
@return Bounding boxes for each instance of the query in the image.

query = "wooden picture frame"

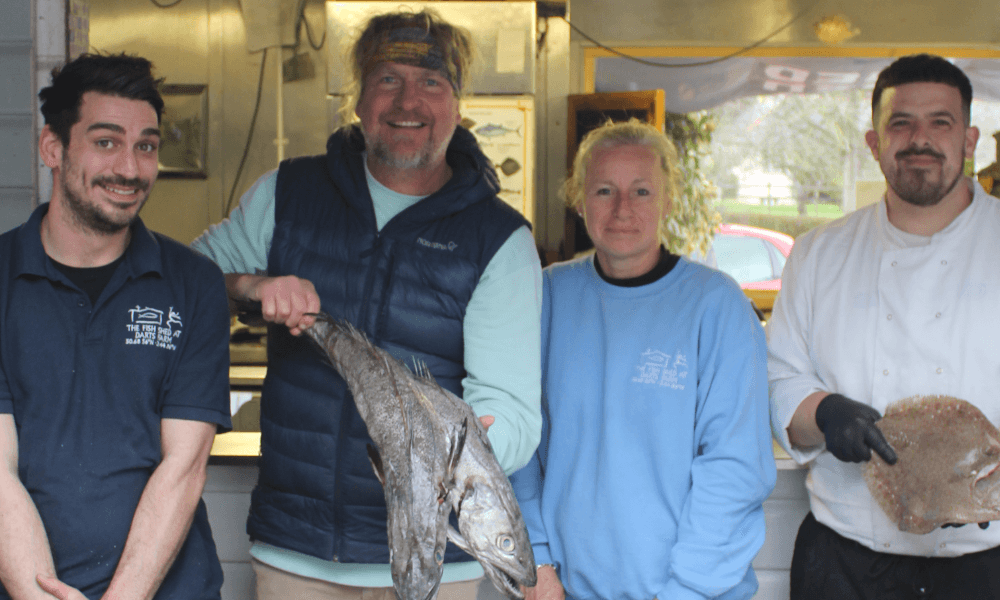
[158,84,208,179]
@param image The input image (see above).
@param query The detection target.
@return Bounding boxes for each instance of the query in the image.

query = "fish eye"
[435,550,444,564]
[497,535,514,553]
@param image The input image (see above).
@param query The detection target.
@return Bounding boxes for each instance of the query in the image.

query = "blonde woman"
[511,119,776,600]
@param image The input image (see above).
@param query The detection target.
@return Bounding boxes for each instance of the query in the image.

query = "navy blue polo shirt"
[0,204,232,600]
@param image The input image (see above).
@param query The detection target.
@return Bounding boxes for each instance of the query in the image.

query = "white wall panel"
[0,116,33,188]
[0,46,32,112]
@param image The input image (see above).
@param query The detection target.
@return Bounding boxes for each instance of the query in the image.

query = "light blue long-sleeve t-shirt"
[510,255,776,600]
[192,165,542,587]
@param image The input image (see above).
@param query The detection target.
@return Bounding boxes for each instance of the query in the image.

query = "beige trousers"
[252,558,483,600]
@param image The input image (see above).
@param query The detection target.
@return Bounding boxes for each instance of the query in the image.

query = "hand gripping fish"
[303,314,536,599]
[864,395,1000,534]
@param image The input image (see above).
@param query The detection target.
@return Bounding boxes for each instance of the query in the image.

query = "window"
[713,235,775,284]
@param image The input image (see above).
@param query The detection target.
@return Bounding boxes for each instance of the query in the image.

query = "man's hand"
[479,415,495,432]
[815,394,898,464]
[36,575,86,600]
[523,564,564,600]
[228,274,319,336]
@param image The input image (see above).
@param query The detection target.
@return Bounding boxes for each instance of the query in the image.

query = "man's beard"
[886,146,964,207]
[61,166,150,234]
[366,127,450,171]
[369,136,432,170]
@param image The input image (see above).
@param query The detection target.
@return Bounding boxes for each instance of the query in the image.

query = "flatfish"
[864,395,1000,534]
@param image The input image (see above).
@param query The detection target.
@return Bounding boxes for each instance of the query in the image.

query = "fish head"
[387,490,450,600]
[451,479,536,598]
[970,434,1000,505]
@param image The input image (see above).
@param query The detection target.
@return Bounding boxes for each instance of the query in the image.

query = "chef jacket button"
[887,314,892,320]
[883,370,889,376]
[941,260,947,265]
[940,543,947,549]
[935,312,942,318]
[891,260,897,267]
[884,543,891,548]
[937,368,943,374]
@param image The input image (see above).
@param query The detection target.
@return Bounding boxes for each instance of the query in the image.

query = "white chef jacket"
[768,179,1000,556]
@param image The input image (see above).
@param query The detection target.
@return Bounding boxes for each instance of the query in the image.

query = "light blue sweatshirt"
[510,255,776,600]
[192,164,542,587]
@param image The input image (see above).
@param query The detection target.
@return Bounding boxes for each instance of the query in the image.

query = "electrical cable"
[294,0,326,51]
[560,3,818,68]
[225,48,268,216]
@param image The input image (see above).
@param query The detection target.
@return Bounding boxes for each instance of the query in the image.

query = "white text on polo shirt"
[124,305,183,351]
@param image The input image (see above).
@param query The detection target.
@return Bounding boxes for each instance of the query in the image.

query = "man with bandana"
[192,10,542,599]
[769,54,1000,598]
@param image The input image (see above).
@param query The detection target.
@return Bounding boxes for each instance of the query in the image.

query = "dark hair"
[871,54,973,124]
[39,53,165,146]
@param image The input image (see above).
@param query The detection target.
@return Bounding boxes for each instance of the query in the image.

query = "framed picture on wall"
[158,84,208,179]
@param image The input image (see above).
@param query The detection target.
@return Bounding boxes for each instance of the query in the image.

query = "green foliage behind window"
[663,111,722,257]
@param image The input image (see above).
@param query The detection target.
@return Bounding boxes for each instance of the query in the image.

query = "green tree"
[709,91,877,212]
[664,111,721,257]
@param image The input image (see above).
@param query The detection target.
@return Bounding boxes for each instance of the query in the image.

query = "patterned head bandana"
[366,26,461,92]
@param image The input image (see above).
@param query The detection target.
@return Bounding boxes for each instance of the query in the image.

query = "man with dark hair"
[193,8,541,600]
[769,53,1000,598]
[871,53,973,125]
[0,53,231,599]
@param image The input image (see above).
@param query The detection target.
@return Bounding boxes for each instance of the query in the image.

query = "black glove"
[814,394,898,464]
[941,522,991,530]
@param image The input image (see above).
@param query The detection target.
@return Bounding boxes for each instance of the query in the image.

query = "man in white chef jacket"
[769,53,1000,599]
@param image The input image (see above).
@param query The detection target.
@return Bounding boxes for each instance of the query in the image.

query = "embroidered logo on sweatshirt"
[124,305,183,351]
[417,237,458,251]
[631,348,688,390]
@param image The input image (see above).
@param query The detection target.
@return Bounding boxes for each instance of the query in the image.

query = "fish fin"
[381,354,409,432]
[448,419,468,478]
[447,525,473,554]
[366,444,386,486]
[411,358,436,383]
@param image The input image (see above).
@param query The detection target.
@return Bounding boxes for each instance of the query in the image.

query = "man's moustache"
[896,147,945,161]
[92,176,150,192]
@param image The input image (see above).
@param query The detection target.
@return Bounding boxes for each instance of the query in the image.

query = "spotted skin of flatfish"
[864,395,1000,534]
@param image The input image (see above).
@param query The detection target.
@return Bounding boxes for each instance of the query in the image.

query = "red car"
[711,223,795,313]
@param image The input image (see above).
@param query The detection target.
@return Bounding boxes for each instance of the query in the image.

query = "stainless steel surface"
[535,14,570,254]
[89,0,330,243]
[326,2,536,96]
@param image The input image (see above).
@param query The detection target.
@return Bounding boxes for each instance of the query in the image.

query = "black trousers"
[790,512,1000,600]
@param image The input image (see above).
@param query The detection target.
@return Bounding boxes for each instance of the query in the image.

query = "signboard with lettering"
[593,56,1000,112]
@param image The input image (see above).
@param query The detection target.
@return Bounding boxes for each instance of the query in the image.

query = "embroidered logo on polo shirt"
[631,348,689,390]
[124,305,183,351]
[417,237,458,251]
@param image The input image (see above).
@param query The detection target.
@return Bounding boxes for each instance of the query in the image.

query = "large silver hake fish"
[303,314,536,599]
